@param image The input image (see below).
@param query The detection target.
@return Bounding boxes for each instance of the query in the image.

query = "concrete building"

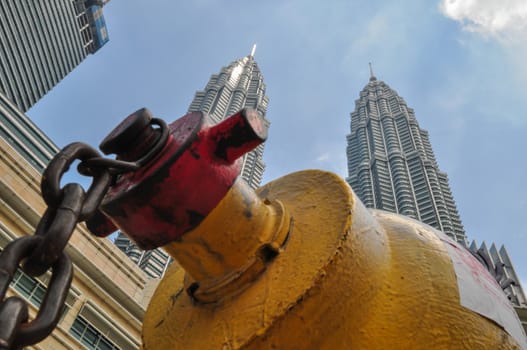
[346,67,527,332]
[0,0,109,112]
[346,67,466,245]
[115,47,270,278]
[0,92,158,349]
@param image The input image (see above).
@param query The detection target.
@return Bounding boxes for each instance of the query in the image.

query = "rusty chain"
[0,114,168,349]
[0,141,145,349]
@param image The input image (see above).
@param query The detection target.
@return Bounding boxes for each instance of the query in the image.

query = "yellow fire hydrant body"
[143,170,526,349]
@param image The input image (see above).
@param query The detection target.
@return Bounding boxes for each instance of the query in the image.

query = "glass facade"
[0,0,109,112]
[0,92,57,172]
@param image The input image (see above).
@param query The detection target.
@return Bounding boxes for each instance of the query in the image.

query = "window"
[9,268,78,321]
[72,304,139,350]
[10,269,46,307]
[70,316,120,350]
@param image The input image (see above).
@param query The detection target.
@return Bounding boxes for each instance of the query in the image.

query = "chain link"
[0,142,136,349]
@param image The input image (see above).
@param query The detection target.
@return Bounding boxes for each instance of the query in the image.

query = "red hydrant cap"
[87,109,268,249]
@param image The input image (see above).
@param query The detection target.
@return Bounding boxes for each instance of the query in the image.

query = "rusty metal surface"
[95,109,267,249]
[85,108,170,237]
[163,178,292,304]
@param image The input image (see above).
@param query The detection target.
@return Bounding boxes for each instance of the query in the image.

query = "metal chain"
[0,142,137,349]
[0,116,169,349]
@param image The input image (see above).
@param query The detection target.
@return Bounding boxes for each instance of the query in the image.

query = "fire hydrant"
[89,108,527,349]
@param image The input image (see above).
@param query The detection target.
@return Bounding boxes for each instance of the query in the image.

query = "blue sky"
[28,1,527,284]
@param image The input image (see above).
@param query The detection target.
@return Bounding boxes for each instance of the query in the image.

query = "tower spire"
[369,62,376,81]
[250,44,257,57]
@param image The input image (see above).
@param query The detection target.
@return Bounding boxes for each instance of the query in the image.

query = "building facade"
[346,68,527,330]
[0,91,56,173]
[0,0,109,112]
[0,92,155,349]
[346,70,466,245]
[115,47,270,278]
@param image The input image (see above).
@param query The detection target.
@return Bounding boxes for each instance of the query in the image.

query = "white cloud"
[316,152,330,162]
[440,0,527,40]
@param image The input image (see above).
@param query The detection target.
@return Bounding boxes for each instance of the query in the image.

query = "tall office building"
[0,0,109,112]
[345,67,527,328]
[115,47,270,278]
[346,67,466,245]
[187,45,269,188]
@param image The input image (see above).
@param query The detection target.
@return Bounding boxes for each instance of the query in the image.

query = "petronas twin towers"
[345,70,466,244]
[204,53,467,248]
[120,52,467,276]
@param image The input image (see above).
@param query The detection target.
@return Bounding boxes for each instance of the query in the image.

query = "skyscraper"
[346,67,527,326]
[115,47,270,278]
[187,44,269,188]
[346,66,466,245]
[0,0,109,112]
[0,92,56,172]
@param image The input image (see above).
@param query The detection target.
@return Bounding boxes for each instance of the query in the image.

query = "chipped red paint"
[87,109,267,249]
